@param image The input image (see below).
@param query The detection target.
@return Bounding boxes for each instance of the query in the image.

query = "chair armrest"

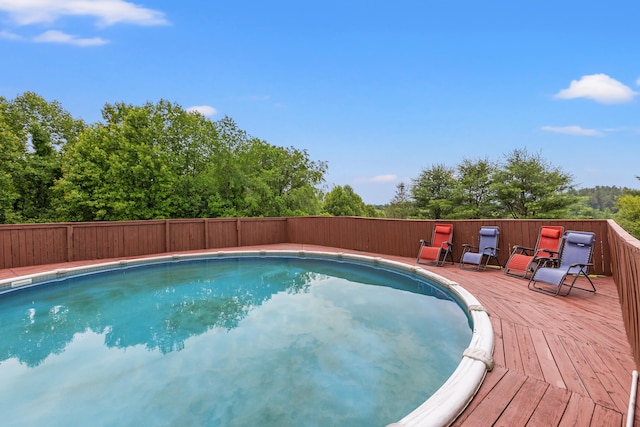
[512,245,533,255]
[420,239,431,246]
[533,256,554,268]
[462,244,478,249]
[569,262,593,268]
[538,249,559,257]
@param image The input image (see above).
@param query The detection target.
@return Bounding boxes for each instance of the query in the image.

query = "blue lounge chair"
[460,226,500,270]
[528,231,597,296]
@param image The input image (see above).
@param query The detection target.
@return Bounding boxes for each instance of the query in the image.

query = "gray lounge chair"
[460,226,500,271]
[528,230,597,296]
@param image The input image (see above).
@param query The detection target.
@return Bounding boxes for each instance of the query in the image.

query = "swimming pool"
[0,250,493,427]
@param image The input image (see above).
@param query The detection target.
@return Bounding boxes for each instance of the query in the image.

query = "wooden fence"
[0,216,638,367]
[607,220,640,370]
[0,217,613,274]
[287,217,613,275]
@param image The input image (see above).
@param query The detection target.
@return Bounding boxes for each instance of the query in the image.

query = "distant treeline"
[1,92,639,237]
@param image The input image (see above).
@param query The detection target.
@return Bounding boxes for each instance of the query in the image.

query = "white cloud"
[33,30,108,46]
[355,174,398,183]
[187,105,218,117]
[554,73,637,104]
[0,0,168,27]
[0,29,21,39]
[540,125,603,136]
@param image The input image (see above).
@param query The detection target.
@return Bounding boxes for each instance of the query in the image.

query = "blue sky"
[1,1,639,205]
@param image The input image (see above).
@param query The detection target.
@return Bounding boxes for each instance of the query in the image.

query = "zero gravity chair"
[528,230,597,296]
[460,226,500,270]
[504,225,564,279]
[417,223,454,266]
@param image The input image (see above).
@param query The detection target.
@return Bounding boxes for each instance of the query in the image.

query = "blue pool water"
[0,255,472,427]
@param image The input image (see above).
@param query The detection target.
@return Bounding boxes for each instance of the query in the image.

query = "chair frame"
[417,223,454,267]
[528,230,597,297]
[504,225,564,279]
[460,226,501,271]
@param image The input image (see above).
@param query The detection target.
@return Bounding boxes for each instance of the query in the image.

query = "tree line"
[1,92,332,223]
[1,92,639,238]
[385,150,640,238]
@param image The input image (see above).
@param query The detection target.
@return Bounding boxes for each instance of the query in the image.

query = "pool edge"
[0,249,494,427]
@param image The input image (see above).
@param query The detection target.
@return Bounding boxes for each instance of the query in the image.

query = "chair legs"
[528,268,596,297]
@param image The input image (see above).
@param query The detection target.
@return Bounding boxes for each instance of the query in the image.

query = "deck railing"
[1,217,638,368]
[607,220,640,370]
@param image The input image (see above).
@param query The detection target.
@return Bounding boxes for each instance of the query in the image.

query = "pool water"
[0,255,472,427]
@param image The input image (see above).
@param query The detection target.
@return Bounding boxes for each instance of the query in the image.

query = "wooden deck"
[1,244,638,426]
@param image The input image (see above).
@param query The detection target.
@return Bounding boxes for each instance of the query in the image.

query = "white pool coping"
[0,250,494,427]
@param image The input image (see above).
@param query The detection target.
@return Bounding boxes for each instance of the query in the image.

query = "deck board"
[558,392,596,427]
[515,323,544,380]
[561,335,618,410]
[494,377,548,426]
[529,327,566,388]
[526,385,571,426]
[1,243,639,426]
[455,369,527,426]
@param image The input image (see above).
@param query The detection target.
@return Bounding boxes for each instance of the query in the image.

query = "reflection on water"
[0,258,324,366]
[0,256,471,427]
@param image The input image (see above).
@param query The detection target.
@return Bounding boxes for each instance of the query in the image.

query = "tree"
[54,100,218,221]
[323,185,366,216]
[411,164,456,219]
[238,139,326,217]
[203,117,327,218]
[0,92,84,222]
[615,176,640,239]
[571,185,629,214]
[616,195,640,238]
[451,158,498,219]
[491,148,576,219]
[385,182,416,218]
[0,110,23,223]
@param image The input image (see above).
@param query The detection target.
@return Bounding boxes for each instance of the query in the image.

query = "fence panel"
[237,218,288,247]
[0,217,619,275]
[0,224,68,268]
[206,219,239,249]
[608,220,640,370]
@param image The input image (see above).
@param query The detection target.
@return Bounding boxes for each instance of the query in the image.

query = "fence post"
[165,220,171,253]
[236,219,242,247]
[204,219,209,249]
[66,225,74,262]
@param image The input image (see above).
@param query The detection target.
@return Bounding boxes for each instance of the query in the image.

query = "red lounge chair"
[417,223,454,266]
[504,226,564,279]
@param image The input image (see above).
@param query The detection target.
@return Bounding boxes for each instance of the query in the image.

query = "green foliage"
[450,158,499,219]
[565,196,610,219]
[615,194,640,239]
[571,185,633,214]
[51,101,328,221]
[406,149,580,220]
[385,182,416,218]
[8,91,635,224]
[0,115,23,223]
[490,148,576,219]
[54,101,205,220]
[411,164,456,219]
[0,93,84,223]
[323,185,367,216]
[202,117,327,218]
